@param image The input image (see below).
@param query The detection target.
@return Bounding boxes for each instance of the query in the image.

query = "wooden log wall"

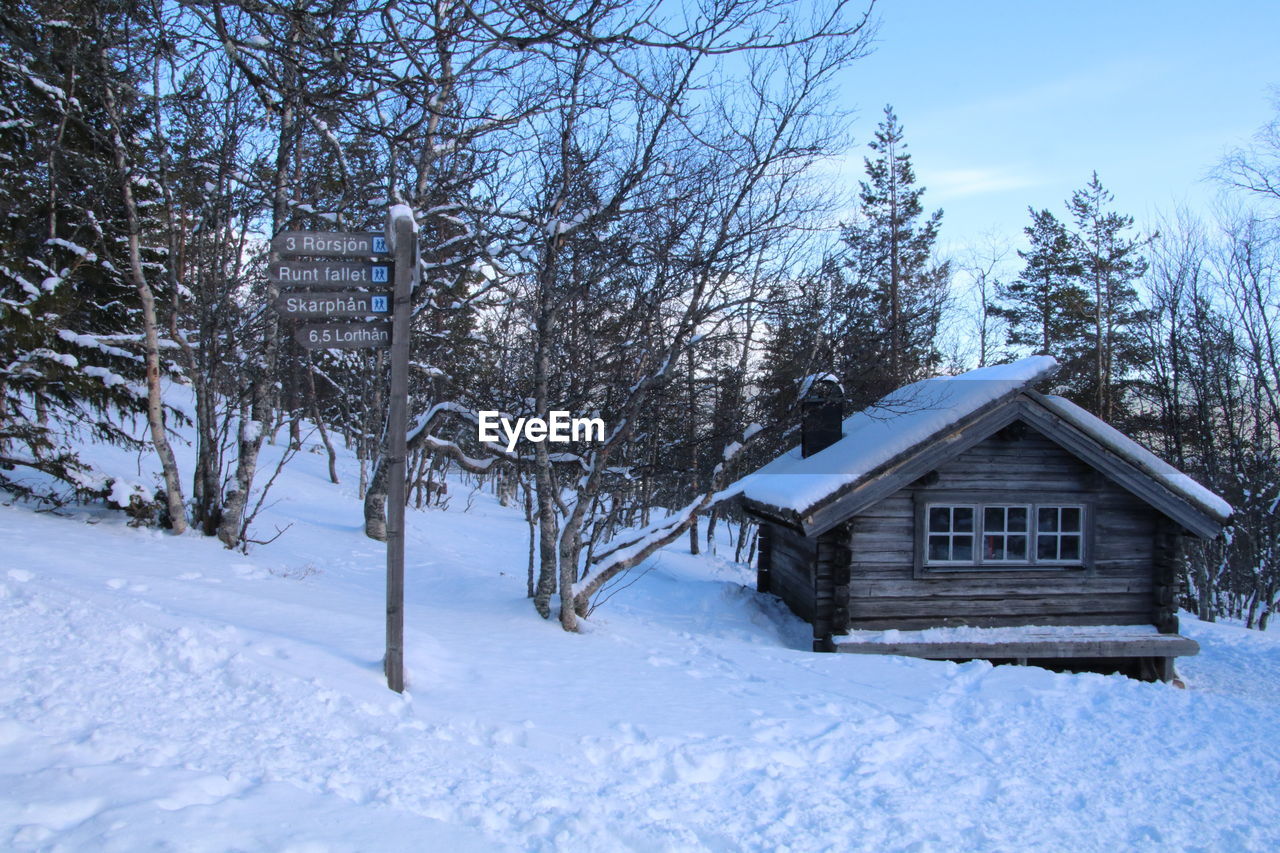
[812,524,851,652]
[761,522,817,622]
[1152,517,1183,634]
[845,426,1163,631]
[756,523,773,594]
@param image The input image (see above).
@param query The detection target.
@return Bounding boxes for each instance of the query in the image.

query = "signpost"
[270,260,391,287]
[293,321,392,349]
[382,210,416,695]
[277,292,391,319]
[273,212,416,693]
[272,231,390,258]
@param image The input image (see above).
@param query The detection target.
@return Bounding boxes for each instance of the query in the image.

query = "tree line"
[2,0,1278,630]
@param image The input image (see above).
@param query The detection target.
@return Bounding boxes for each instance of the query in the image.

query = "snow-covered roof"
[733,355,1232,535]
[1037,394,1232,523]
[734,356,1059,516]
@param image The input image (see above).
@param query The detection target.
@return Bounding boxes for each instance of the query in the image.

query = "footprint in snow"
[154,774,246,811]
[0,719,31,747]
[13,797,104,832]
[232,563,266,579]
[256,645,290,660]
[669,749,728,784]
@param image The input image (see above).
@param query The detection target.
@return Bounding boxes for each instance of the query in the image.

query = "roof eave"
[739,496,805,531]
[1019,393,1229,540]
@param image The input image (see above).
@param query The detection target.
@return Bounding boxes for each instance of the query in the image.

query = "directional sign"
[273,214,416,694]
[294,321,392,350]
[270,260,391,287]
[273,231,389,258]
[276,291,391,319]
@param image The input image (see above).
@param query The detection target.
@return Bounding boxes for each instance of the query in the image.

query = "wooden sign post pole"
[384,208,416,693]
[270,222,407,692]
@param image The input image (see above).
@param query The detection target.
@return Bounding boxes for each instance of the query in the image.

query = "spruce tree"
[755,260,839,432]
[0,0,152,502]
[994,174,1149,419]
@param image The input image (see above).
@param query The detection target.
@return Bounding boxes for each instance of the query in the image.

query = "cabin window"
[982,505,1029,562]
[1036,505,1083,562]
[921,502,1086,569]
[925,505,975,563]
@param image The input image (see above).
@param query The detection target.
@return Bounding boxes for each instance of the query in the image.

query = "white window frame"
[1032,504,1086,566]
[923,504,977,565]
[980,504,1033,564]
[917,498,1089,574]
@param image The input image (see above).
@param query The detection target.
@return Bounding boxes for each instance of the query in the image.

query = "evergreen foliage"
[1067,172,1150,421]
[0,0,152,501]
[837,105,949,403]
[995,173,1149,420]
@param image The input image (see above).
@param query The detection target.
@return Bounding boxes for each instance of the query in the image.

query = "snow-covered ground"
[2,420,1279,851]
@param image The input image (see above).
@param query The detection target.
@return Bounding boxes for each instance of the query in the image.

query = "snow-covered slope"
[2,426,1279,851]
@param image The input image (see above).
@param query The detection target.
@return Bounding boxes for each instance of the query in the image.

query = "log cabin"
[734,356,1232,682]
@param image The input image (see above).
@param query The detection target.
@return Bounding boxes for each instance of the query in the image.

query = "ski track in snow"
[1,433,1279,851]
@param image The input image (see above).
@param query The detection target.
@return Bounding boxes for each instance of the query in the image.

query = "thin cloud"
[939,58,1169,124]
[926,167,1039,200]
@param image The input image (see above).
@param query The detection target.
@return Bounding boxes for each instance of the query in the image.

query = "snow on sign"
[270,260,391,287]
[273,231,390,258]
[294,321,392,350]
[275,292,391,318]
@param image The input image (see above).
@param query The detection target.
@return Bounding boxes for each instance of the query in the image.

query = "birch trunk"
[102,78,187,534]
[216,21,300,548]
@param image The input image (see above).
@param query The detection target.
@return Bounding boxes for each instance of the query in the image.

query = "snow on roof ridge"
[1038,394,1232,522]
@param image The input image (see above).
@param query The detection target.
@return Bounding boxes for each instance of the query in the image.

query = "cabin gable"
[845,421,1165,631]
[789,393,1224,541]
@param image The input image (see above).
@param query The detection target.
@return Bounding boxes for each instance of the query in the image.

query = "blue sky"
[832,1,1279,256]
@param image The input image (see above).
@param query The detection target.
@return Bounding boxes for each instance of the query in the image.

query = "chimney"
[800,375,843,458]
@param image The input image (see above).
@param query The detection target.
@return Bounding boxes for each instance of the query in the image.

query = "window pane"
[929,507,950,532]
[1037,536,1057,560]
[1060,535,1081,561]
[954,508,974,532]
[1008,507,1028,531]
[952,536,973,561]
[1007,535,1027,560]
[1038,507,1058,532]
[1062,507,1081,532]
[984,535,1005,560]
[985,507,1005,532]
[928,535,950,561]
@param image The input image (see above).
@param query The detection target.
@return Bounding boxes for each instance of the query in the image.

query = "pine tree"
[994,175,1149,419]
[1067,172,1150,421]
[839,105,949,394]
[993,207,1091,382]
